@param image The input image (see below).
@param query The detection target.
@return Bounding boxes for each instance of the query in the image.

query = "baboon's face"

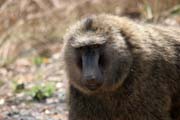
[74,45,105,91]
[64,18,133,94]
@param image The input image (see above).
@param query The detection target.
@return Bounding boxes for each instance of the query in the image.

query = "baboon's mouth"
[85,83,101,91]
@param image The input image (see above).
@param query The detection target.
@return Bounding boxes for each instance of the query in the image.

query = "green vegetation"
[170,5,180,15]
[28,83,56,101]
[0,80,4,87]
[32,56,44,66]
[12,80,25,93]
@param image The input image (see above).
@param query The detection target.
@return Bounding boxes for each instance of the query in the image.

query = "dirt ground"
[0,50,68,120]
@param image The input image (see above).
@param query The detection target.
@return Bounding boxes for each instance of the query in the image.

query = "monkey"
[62,14,180,120]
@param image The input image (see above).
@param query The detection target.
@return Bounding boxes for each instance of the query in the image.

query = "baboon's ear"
[84,17,93,31]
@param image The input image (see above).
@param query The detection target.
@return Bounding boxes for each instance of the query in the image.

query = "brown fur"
[63,14,180,120]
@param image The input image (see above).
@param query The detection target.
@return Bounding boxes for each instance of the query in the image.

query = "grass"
[27,83,56,101]
[0,0,179,67]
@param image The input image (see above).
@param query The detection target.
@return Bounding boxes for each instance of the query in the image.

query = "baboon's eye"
[75,47,83,69]
[99,54,106,68]
[77,56,82,69]
[76,53,82,69]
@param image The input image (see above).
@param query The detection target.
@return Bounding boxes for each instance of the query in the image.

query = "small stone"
[45,109,50,114]
[0,99,5,105]
[56,82,63,88]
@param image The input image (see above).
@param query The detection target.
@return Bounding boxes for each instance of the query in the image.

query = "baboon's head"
[63,15,133,94]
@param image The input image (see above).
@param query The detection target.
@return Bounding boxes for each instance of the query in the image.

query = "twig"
[0,20,24,47]
[26,6,65,20]
[32,0,49,10]
[0,0,13,12]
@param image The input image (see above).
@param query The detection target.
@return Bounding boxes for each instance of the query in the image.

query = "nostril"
[84,76,96,83]
[87,79,97,85]
[84,75,101,83]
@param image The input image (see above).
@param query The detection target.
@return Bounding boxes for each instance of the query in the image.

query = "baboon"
[63,14,180,120]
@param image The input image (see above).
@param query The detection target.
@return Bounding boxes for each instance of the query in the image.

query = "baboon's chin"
[85,84,101,91]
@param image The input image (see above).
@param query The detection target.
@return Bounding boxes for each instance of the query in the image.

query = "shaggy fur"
[63,14,180,120]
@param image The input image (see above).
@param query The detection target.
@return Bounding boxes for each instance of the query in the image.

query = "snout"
[83,75,103,91]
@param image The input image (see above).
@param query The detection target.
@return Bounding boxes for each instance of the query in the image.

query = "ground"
[0,51,68,120]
